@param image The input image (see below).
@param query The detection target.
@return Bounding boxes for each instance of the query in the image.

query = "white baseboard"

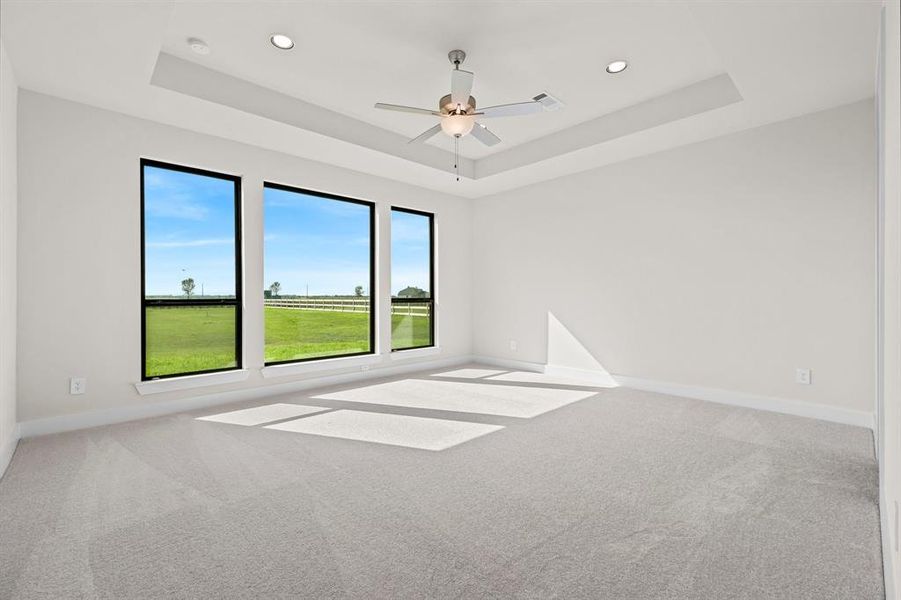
[471,355,546,373]
[0,426,20,481]
[881,484,898,600]
[613,374,875,429]
[17,355,470,439]
[544,365,619,387]
[14,354,876,439]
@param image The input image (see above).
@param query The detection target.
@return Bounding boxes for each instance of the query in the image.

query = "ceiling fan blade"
[375,103,440,116]
[470,122,501,146]
[479,101,544,118]
[450,69,474,107]
[408,124,443,144]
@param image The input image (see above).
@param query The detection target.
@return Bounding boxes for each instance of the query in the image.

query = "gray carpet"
[0,365,884,599]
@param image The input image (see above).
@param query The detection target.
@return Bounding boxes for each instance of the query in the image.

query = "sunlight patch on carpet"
[430,368,507,379]
[313,379,595,418]
[196,403,330,426]
[265,410,503,451]
[487,371,613,387]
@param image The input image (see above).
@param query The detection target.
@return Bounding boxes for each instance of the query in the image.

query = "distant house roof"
[397,286,427,298]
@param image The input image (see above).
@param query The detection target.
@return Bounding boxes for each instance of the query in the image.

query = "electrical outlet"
[795,368,811,385]
[69,377,86,395]
[360,364,370,372]
[509,340,517,352]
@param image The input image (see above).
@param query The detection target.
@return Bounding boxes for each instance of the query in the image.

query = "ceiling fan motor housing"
[448,49,466,66]
[439,94,476,115]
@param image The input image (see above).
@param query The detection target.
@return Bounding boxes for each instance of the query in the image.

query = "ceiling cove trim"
[151,53,742,182]
[475,73,743,178]
[150,53,476,179]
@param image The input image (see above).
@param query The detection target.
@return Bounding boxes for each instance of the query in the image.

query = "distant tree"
[270,281,282,298]
[397,286,427,298]
[354,285,364,297]
[181,278,196,298]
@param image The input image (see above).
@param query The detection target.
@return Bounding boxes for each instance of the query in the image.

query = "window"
[263,183,375,364]
[141,159,242,380]
[391,207,434,350]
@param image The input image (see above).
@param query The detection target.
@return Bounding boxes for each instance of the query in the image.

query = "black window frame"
[390,206,435,352]
[140,158,243,381]
[262,181,377,366]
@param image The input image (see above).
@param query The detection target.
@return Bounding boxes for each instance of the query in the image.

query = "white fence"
[266,297,369,312]
[265,297,430,317]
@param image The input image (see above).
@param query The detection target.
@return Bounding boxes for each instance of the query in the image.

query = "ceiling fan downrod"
[448,49,466,70]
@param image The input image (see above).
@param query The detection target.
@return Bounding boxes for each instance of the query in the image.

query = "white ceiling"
[159,1,726,160]
[0,0,882,199]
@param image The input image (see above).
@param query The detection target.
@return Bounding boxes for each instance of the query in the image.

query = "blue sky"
[264,188,431,296]
[144,165,237,297]
[144,166,431,297]
[390,210,431,296]
[264,187,371,296]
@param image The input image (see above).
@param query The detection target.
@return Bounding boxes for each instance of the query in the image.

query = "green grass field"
[145,306,431,377]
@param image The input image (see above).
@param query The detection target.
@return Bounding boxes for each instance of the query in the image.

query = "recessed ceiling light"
[270,34,294,50]
[605,60,628,74]
[187,37,210,55]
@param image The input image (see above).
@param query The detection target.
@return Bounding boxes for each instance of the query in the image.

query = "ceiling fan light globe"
[440,114,475,137]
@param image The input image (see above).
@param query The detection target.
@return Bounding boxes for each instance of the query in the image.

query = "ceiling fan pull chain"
[455,135,460,181]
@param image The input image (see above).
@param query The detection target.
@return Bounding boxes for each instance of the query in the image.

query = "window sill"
[261,353,382,379]
[390,346,441,360]
[134,369,250,395]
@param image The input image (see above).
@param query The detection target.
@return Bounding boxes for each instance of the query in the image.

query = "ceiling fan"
[374,49,550,148]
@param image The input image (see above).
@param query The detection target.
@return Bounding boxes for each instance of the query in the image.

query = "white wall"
[16,91,472,424]
[0,40,18,474]
[473,100,875,416]
[878,1,900,596]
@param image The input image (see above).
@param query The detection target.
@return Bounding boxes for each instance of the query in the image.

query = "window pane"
[391,299,432,349]
[264,185,373,363]
[143,166,237,299]
[391,209,433,350]
[145,305,237,377]
[142,162,240,379]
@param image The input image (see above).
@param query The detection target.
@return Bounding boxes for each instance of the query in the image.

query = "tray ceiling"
[0,0,882,198]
